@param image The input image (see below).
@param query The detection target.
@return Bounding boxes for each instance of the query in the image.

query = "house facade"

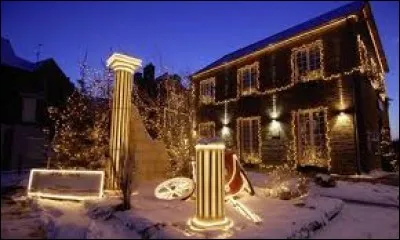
[1,37,74,171]
[191,2,392,174]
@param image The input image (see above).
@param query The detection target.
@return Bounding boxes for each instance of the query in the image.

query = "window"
[333,38,341,69]
[198,122,215,139]
[199,78,215,104]
[164,108,176,128]
[296,108,329,168]
[292,40,324,82]
[270,55,277,86]
[22,98,37,123]
[238,62,259,96]
[237,117,261,163]
[26,136,45,160]
[377,98,385,112]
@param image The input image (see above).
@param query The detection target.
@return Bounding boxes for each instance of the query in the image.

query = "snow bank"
[310,181,399,207]
[231,190,344,239]
[1,170,29,188]
[37,198,92,239]
[313,203,399,239]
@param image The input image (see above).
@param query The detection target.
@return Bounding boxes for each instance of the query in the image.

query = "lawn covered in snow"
[1,170,399,239]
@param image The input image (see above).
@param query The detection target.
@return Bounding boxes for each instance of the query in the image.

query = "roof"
[1,37,37,71]
[194,1,367,76]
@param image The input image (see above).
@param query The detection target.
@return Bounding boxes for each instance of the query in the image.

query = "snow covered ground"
[1,170,399,239]
[1,170,30,188]
[310,180,399,207]
[313,203,399,239]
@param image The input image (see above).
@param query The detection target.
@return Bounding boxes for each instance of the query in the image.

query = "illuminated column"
[188,140,232,231]
[106,53,142,189]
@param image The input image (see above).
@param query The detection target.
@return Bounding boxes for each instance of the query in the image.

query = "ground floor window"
[237,117,261,164]
[198,122,215,139]
[295,107,329,168]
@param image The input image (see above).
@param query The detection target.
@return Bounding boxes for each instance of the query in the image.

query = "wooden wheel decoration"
[154,177,195,200]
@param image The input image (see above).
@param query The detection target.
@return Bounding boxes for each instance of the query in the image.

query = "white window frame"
[199,77,215,104]
[237,62,259,96]
[291,40,324,83]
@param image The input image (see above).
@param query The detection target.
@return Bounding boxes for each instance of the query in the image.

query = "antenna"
[35,43,43,62]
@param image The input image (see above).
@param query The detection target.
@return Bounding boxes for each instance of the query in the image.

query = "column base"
[187,217,233,231]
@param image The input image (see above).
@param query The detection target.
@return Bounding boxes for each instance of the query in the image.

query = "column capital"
[106,53,142,74]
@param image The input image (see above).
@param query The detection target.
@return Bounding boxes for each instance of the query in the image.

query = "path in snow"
[1,188,45,239]
[313,203,399,239]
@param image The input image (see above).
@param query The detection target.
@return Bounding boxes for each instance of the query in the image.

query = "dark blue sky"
[1,1,398,139]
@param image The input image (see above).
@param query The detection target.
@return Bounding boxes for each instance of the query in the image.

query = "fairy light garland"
[197,42,368,107]
[357,34,387,99]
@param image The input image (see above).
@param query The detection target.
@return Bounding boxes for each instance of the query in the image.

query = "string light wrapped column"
[188,139,233,231]
[106,53,142,189]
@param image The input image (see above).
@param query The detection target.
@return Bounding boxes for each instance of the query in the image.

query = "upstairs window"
[22,97,37,123]
[199,78,215,104]
[198,122,215,139]
[292,40,324,82]
[270,55,278,87]
[164,108,176,129]
[238,62,259,96]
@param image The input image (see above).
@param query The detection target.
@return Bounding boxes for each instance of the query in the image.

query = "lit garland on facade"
[192,15,358,79]
[236,116,262,163]
[357,34,387,99]
[197,58,365,107]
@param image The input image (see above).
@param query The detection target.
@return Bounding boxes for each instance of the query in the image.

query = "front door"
[296,108,329,168]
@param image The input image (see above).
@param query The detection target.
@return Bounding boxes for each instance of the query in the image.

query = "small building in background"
[1,37,74,171]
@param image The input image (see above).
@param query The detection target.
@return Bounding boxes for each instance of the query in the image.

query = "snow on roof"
[194,1,366,76]
[1,37,38,72]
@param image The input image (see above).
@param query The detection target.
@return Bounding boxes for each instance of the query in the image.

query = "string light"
[197,53,367,107]
[192,15,358,79]
[27,168,104,201]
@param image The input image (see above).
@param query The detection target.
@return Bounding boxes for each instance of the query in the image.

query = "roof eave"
[363,2,389,73]
[192,14,358,79]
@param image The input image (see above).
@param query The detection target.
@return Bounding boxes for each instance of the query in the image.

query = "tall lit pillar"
[188,139,232,231]
[106,53,142,189]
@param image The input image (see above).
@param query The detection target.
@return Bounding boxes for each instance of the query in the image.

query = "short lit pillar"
[188,139,232,231]
[106,53,142,189]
